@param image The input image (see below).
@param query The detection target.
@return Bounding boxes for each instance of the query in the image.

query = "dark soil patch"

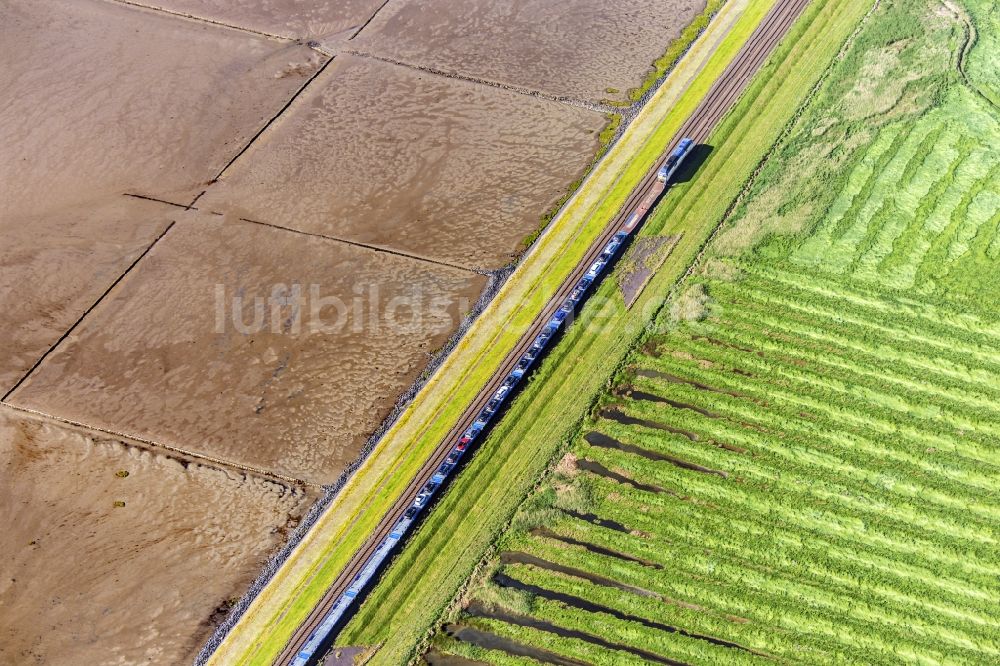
[322,646,366,665]
[618,235,680,308]
[641,336,668,357]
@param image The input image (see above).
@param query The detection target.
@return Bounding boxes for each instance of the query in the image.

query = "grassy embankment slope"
[419,0,1000,663]
[340,0,880,662]
[207,1,769,663]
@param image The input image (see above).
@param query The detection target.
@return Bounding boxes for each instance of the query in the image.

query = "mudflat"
[0,0,321,218]
[0,408,309,665]
[352,0,708,102]
[126,0,389,40]
[8,214,486,485]
[0,198,173,394]
[197,54,605,270]
[0,0,710,659]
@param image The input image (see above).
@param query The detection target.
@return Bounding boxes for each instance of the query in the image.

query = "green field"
[413,0,1000,664]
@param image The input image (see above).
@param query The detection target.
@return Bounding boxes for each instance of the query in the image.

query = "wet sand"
[0,197,173,394]
[198,54,605,270]
[135,0,388,40]
[352,0,707,103]
[0,0,321,219]
[9,214,486,484]
[0,408,309,665]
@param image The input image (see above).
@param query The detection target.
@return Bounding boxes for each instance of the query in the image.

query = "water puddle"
[633,368,744,398]
[559,509,631,534]
[618,387,722,419]
[443,623,590,666]
[576,459,666,494]
[599,407,700,441]
[422,648,489,666]
[584,432,728,479]
[465,601,691,666]
[530,526,662,569]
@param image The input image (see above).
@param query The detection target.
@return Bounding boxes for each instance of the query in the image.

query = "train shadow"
[669,143,713,185]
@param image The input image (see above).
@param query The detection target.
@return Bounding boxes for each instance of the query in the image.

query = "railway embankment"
[204,0,777,663]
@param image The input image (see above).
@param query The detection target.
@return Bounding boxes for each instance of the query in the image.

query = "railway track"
[274,0,811,662]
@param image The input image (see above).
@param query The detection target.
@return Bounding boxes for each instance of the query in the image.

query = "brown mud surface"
[0,0,320,219]
[0,408,309,665]
[136,0,388,40]
[352,0,707,103]
[9,214,485,484]
[198,54,605,270]
[0,198,174,394]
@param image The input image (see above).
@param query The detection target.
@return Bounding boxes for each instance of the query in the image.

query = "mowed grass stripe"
[702,301,1000,438]
[499,591,768,666]
[695,304,1000,437]
[576,431,1000,620]
[605,385,1000,525]
[579,440,999,575]
[510,525,993,662]
[632,348,1000,493]
[535,494,999,628]
[584,476,998,607]
[706,285,1000,413]
[637,327,1000,477]
[715,269,1000,366]
[559,480,997,616]
[549,463,1000,656]
[624,367,1000,507]
[581,442,1000,586]
[827,127,925,267]
[498,564,833,663]
[741,260,1000,341]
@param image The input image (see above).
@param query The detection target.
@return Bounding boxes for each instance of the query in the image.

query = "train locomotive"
[289,137,694,666]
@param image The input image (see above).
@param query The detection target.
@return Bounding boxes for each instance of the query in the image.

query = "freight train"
[289,137,694,666]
